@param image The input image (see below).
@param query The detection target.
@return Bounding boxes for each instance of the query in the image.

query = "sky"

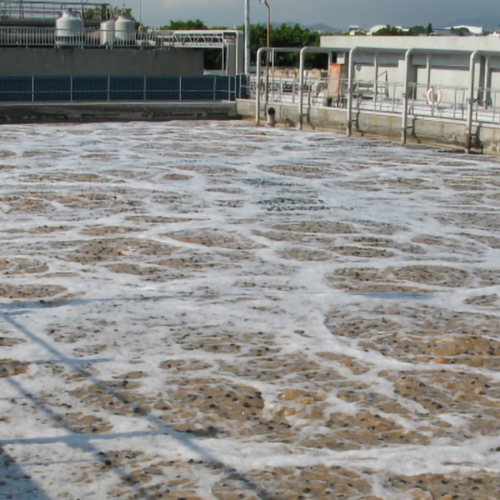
[133,0,500,30]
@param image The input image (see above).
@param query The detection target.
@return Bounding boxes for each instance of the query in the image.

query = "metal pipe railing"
[0,75,242,102]
[248,72,500,130]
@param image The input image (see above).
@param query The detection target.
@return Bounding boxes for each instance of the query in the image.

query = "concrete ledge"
[0,101,240,124]
[237,99,500,154]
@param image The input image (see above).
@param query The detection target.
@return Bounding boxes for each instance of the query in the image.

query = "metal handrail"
[0,75,246,102]
[0,27,240,49]
[0,1,109,21]
[250,74,500,128]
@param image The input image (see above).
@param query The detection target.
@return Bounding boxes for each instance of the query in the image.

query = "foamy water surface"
[1,121,500,499]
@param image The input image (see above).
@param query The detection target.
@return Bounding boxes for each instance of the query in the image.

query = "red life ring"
[426,87,442,105]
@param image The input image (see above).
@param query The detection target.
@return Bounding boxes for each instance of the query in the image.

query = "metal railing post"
[255,47,264,125]
[401,49,415,144]
[298,46,335,130]
[466,51,480,153]
[346,47,357,137]
[298,47,306,129]
[179,76,182,101]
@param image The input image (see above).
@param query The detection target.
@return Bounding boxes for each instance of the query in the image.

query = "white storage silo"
[115,15,135,45]
[55,9,84,47]
[100,19,115,46]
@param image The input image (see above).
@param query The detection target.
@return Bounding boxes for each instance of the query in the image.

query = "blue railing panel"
[73,76,108,101]
[0,77,32,102]
[182,77,217,101]
[34,76,71,101]
[110,77,144,101]
[146,77,180,101]
[0,75,244,102]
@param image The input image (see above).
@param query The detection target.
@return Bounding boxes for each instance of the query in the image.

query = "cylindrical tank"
[114,15,135,45]
[55,9,84,47]
[99,19,115,46]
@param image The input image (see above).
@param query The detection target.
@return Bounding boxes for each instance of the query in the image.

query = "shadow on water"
[0,300,280,500]
[0,447,51,500]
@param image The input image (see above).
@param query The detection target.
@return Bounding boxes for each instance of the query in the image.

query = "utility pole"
[244,0,250,75]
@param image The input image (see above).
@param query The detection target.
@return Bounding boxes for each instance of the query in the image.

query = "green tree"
[247,23,325,68]
[160,19,208,30]
[450,26,470,36]
[426,23,433,35]
[408,25,426,36]
[157,21,328,70]
[372,25,407,36]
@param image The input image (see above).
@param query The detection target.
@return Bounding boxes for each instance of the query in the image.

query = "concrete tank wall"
[235,99,500,155]
[0,48,204,76]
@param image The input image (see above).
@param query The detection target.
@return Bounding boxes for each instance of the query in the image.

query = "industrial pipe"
[255,47,300,125]
[466,50,481,153]
[401,48,415,144]
[298,46,336,130]
[346,46,358,136]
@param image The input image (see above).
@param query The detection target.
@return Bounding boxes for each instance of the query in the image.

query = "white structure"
[368,25,409,35]
[114,15,135,44]
[444,25,483,35]
[55,9,83,46]
[319,35,500,94]
[249,35,500,152]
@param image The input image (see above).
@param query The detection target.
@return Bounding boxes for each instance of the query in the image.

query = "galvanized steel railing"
[0,0,107,21]
[0,75,247,102]
[0,27,237,49]
[249,75,500,128]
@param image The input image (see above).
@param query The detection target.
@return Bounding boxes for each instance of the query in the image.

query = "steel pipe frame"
[244,0,250,75]
[401,48,415,144]
[257,43,500,153]
[255,46,301,125]
[297,46,338,130]
[467,50,481,153]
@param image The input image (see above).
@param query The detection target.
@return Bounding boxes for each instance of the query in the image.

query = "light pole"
[259,0,271,105]
[244,0,250,75]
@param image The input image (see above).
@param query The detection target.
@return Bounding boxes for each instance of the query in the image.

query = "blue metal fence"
[0,75,247,102]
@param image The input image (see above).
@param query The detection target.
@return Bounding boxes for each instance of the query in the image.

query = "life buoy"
[426,87,442,105]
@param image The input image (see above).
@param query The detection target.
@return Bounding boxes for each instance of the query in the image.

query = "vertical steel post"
[244,0,250,75]
[401,48,414,144]
[346,47,357,137]
[466,51,480,153]
[484,56,490,107]
[255,47,264,124]
[298,47,306,130]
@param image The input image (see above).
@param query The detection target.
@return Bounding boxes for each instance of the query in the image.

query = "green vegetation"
[372,23,434,36]
[162,20,326,69]
[250,23,323,66]
[450,26,470,36]
[160,19,208,30]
